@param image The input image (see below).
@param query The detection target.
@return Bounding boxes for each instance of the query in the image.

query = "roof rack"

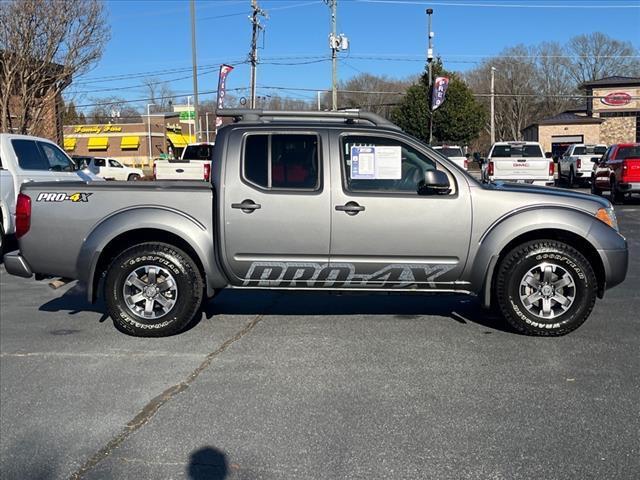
[215,108,401,130]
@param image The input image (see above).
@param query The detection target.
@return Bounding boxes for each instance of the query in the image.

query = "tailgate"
[493,157,549,180]
[622,159,640,182]
[155,161,205,180]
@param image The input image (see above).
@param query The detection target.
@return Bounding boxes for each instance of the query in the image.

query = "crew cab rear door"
[328,132,472,290]
[491,143,548,181]
[222,129,331,286]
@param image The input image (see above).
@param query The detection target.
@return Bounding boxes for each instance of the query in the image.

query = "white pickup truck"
[558,144,607,187]
[0,133,100,252]
[432,145,468,170]
[484,141,554,186]
[153,142,214,181]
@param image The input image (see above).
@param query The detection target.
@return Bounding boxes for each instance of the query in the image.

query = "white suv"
[432,145,468,170]
[484,141,554,186]
[558,144,607,187]
[85,157,144,181]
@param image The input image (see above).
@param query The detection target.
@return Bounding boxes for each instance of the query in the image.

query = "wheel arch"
[77,208,228,303]
[468,208,613,308]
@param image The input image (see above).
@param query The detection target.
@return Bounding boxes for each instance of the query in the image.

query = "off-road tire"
[127,173,141,181]
[495,240,597,336]
[105,242,203,337]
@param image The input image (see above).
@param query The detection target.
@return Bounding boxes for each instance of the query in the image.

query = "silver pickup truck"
[3,110,628,337]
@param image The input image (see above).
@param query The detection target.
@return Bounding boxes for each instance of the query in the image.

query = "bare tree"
[0,0,110,138]
[142,77,176,113]
[562,32,640,85]
[87,97,141,124]
[535,41,579,114]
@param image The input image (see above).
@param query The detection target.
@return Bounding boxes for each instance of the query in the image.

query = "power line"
[354,0,640,8]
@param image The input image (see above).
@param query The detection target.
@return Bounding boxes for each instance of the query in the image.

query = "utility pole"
[426,8,434,144]
[330,0,338,110]
[249,0,267,109]
[490,66,496,145]
[190,0,201,141]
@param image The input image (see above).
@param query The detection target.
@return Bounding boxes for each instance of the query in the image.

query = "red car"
[591,143,640,202]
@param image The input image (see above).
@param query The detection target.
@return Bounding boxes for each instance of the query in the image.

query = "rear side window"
[243,134,320,191]
[617,146,640,159]
[183,144,214,160]
[491,144,544,158]
[94,158,106,167]
[438,147,463,158]
[11,139,48,170]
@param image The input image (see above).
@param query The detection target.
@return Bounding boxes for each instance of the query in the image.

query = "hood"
[484,181,611,210]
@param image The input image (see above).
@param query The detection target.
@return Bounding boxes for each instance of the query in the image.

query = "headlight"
[595,206,619,231]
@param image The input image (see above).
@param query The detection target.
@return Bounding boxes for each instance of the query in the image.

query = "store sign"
[73,125,123,134]
[601,92,632,106]
[179,110,195,120]
[166,123,182,132]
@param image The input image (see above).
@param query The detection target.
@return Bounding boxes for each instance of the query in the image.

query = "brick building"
[523,76,640,156]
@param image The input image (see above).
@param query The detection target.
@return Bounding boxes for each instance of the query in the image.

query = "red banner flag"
[215,64,234,128]
[431,76,449,111]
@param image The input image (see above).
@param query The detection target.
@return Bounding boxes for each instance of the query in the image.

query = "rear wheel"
[0,222,4,257]
[611,178,625,204]
[127,173,141,181]
[590,175,602,196]
[105,242,203,337]
[495,240,597,336]
[568,168,576,188]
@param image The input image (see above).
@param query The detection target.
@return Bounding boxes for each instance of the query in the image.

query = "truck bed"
[18,181,214,280]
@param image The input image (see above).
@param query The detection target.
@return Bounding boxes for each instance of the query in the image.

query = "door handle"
[335,201,365,216]
[232,199,261,213]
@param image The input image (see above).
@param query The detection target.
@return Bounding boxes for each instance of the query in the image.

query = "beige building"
[523,76,640,156]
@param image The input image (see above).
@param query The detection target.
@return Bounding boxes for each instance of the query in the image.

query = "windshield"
[574,145,607,155]
[183,144,214,160]
[491,144,543,158]
[617,146,640,159]
[438,147,464,158]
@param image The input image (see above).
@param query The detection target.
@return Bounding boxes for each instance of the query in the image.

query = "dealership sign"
[600,91,632,106]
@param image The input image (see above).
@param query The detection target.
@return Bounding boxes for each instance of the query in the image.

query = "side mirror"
[591,157,600,163]
[418,170,451,195]
[545,152,552,159]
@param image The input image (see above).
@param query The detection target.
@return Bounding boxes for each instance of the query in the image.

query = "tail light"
[577,158,582,169]
[152,162,157,180]
[15,193,31,239]
[203,163,211,182]
[549,161,555,177]
[464,159,468,170]
[487,161,494,177]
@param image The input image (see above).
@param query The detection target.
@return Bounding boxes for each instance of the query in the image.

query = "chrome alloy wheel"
[518,262,576,319]
[123,265,178,319]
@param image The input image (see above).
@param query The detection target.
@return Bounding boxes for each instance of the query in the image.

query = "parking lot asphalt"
[1,190,639,480]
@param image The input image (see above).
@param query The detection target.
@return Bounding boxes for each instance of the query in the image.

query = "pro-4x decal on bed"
[36,192,92,203]
[242,262,456,288]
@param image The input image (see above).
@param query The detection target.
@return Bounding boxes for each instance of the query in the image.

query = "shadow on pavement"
[37,281,513,334]
[187,447,229,480]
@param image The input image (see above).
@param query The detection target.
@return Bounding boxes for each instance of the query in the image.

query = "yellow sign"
[73,125,123,134]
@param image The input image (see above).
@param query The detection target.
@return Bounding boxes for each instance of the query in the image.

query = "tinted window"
[38,142,75,172]
[342,135,436,194]
[491,144,544,158]
[183,144,214,160]
[244,134,319,190]
[617,146,640,159]
[573,146,587,155]
[94,158,106,167]
[438,147,464,157]
[12,139,48,170]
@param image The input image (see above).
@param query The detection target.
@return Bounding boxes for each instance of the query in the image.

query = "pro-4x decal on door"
[242,262,456,288]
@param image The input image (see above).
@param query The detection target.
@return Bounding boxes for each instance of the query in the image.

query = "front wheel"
[105,242,203,336]
[495,240,597,336]
[590,176,602,196]
[568,168,576,188]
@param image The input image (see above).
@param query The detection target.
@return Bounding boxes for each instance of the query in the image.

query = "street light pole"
[490,66,496,145]
[187,95,192,139]
[426,8,434,145]
[147,103,156,165]
[329,0,338,111]
[190,0,201,141]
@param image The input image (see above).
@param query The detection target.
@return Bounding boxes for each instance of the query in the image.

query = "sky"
[69,0,640,114]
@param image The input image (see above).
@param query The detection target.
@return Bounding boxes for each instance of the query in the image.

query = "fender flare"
[466,205,624,307]
[76,206,227,301]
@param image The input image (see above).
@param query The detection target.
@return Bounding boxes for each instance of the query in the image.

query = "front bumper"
[3,251,33,278]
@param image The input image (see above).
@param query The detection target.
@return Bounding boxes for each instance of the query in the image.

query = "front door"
[222,130,331,287]
[329,132,472,291]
